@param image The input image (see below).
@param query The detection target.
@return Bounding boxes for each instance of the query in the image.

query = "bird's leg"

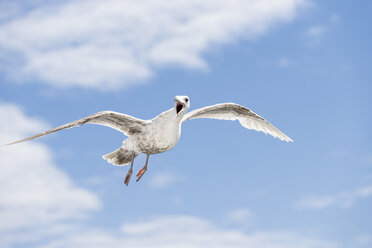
[124,153,135,186]
[136,154,149,182]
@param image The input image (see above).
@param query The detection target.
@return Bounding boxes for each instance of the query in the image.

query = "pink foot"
[136,167,147,182]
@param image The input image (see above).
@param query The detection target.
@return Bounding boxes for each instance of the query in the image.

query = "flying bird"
[7,96,293,185]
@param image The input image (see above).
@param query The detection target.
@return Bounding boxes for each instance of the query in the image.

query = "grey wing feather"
[182,103,293,142]
[6,111,149,145]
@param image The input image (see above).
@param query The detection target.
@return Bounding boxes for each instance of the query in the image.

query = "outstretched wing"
[6,111,149,145]
[182,103,293,142]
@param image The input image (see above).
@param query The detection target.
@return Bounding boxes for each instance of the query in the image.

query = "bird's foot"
[136,167,147,182]
[124,169,133,186]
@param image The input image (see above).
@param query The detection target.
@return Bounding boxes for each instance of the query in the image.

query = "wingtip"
[4,136,36,146]
[278,135,293,143]
[4,139,24,146]
[285,137,294,142]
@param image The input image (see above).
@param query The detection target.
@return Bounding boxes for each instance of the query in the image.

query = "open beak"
[175,100,184,116]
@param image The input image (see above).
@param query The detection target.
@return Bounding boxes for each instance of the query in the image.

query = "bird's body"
[7,96,293,185]
[135,107,182,154]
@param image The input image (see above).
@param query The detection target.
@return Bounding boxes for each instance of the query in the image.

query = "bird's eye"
[185,98,189,103]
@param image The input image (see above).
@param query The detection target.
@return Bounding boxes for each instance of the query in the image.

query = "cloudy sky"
[0,0,371,247]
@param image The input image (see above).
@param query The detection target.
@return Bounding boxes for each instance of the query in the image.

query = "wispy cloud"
[148,171,182,189]
[296,184,372,209]
[304,25,326,46]
[278,57,292,67]
[227,208,254,224]
[354,234,372,248]
[366,156,372,166]
[306,25,326,37]
[330,14,341,24]
[39,215,337,248]
[0,0,309,90]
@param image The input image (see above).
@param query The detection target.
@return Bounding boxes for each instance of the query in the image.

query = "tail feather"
[102,147,138,166]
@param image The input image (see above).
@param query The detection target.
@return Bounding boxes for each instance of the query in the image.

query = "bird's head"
[174,95,190,117]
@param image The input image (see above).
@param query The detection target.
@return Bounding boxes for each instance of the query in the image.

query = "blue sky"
[0,0,371,247]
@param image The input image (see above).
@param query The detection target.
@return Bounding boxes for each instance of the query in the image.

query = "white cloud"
[0,0,309,90]
[296,184,372,209]
[148,171,182,189]
[37,215,337,248]
[0,101,101,245]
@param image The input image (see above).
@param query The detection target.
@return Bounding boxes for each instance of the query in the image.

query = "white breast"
[134,108,182,154]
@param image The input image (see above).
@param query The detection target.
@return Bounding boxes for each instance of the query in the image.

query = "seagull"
[7,96,293,185]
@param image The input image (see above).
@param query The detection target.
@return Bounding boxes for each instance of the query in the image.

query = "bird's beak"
[175,100,185,116]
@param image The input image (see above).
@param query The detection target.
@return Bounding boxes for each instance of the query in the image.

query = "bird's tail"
[102,147,138,166]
